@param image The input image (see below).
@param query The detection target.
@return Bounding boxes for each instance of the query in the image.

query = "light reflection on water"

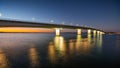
[48,36,67,63]
[0,33,120,68]
[48,33,103,64]
[0,49,9,68]
[29,45,40,68]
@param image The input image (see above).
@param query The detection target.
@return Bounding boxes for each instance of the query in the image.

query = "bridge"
[0,19,105,35]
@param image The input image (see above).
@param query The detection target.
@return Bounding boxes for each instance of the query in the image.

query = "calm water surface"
[0,33,120,68]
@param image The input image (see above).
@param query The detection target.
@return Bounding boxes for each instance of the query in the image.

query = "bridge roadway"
[0,19,104,32]
[0,19,106,36]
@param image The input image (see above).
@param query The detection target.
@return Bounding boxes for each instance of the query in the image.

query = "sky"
[0,0,120,32]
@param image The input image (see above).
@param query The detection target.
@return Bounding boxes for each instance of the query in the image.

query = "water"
[0,33,120,68]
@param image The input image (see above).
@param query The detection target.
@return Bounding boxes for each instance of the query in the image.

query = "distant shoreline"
[108,32,120,34]
[114,32,120,34]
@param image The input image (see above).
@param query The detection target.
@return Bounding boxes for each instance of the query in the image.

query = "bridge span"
[0,19,105,35]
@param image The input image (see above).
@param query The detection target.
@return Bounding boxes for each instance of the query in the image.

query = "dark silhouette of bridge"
[0,19,105,35]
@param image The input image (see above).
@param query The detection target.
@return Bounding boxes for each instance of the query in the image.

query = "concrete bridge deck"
[0,19,104,32]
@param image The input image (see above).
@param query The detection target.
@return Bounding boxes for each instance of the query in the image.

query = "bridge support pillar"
[93,30,96,37]
[77,29,81,35]
[87,29,91,38]
[55,28,61,36]
[97,31,100,35]
[87,29,91,35]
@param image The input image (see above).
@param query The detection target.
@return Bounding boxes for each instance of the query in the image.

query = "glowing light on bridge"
[88,29,91,34]
[55,28,61,36]
[97,31,100,35]
[77,29,81,35]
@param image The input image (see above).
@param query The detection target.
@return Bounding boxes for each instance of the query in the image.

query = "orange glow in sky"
[0,27,54,32]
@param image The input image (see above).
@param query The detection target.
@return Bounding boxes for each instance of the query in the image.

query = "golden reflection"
[48,42,56,63]
[93,30,96,38]
[68,39,75,56]
[87,33,91,45]
[0,49,9,68]
[48,33,103,62]
[99,33,102,48]
[68,34,92,56]
[87,29,91,45]
[81,38,90,54]
[75,35,82,53]
[29,45,40,68]
[87,33,94,53]
[54,36,66,57]
[48,36,66,63]
[93,30,97,45]
[96,33,103,53]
